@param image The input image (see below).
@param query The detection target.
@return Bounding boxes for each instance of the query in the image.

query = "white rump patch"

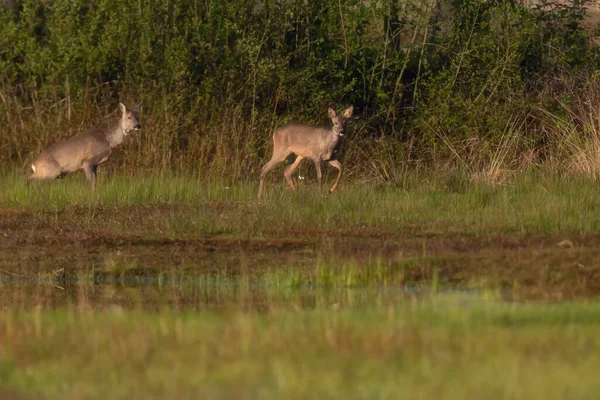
[31,165,36,173]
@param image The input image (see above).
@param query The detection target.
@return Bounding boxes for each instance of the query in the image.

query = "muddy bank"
[1,205,600,302]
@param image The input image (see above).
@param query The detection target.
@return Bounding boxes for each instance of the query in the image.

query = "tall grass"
[2,0,600,181]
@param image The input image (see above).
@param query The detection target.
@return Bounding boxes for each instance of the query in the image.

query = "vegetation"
[4,171,600,236]
[2,172,600,301]
[2,1,600,398]
[1,302,600,399]
[2,0,600,181]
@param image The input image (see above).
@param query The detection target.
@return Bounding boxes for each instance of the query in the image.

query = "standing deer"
[257,105,353,200]
[28,102,141,188]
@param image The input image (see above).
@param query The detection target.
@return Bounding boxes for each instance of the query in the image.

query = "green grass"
[2,170,600,237]
[2,170,600,301]
[2,170,600,399]
[0,301,599,399]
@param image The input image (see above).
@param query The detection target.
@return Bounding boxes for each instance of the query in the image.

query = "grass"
[0,301,599,399]
[1,170,600,302]
[2,170,600,399]
[2,170,600,237]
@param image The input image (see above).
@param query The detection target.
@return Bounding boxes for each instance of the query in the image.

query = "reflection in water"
[0,273,442,312]
[0,245,498,312]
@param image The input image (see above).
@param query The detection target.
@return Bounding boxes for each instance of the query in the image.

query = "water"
[1,234,588,313]
[1,272,470,312]
[0,246,492,312]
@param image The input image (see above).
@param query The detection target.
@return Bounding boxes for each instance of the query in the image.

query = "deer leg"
[328,160,343,193]
[284,155,304,190]
[83,163,97,189]
[258,150,289,200]
[313,158,323,190]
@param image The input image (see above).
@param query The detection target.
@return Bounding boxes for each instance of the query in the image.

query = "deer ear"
[119,102,127,114]
[343,105,353,118]
[327,107,337,119]
[134,102,143,113]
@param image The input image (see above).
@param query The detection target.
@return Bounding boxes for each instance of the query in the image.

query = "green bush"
[1,0,599,179]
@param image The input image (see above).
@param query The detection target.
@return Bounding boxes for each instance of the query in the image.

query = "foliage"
[1,0,600,178]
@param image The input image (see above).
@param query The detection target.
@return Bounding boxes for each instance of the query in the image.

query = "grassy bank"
[0,301,599,399]
[1,171,600,301]
[2,171,600,237]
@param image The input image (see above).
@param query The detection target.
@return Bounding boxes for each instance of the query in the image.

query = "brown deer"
[258,105,353,200]
[28,102,141,188]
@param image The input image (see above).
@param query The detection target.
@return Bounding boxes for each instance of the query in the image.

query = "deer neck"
[105,121,126,149]
[325,128,341,148]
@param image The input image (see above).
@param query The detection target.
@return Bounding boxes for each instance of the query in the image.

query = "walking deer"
[257,105,353,200]
[28,102,141,188]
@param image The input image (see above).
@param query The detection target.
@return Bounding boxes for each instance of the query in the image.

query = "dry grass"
[531,78,600,179]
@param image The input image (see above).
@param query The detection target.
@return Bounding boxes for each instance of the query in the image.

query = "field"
[0,171,599,399]
[4,0,600,398]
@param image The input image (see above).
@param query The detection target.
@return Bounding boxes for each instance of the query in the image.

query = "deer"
[27,102,141,188]
[257,105,353,200]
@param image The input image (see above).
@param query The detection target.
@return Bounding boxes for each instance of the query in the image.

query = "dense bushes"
[1,0,600,180]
